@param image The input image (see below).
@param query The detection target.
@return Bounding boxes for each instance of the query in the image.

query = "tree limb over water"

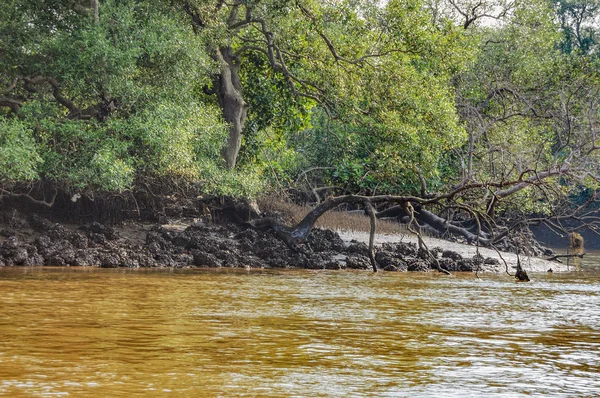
[255,160,600,274]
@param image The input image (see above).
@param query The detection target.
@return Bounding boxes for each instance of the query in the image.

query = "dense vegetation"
[1,0,599,234]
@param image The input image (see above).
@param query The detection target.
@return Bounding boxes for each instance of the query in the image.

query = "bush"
[0,118,42,181]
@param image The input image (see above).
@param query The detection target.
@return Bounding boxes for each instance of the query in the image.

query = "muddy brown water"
[1,257,600,397]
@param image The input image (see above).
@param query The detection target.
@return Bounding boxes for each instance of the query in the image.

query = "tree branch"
[0,188,57,208]
[0,78,19,95]
[0,97,23,114]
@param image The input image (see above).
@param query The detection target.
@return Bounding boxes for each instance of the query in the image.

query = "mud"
[0,210,560,273]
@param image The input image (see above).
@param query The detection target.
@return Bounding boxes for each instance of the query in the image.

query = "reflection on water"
[0,266,599,397]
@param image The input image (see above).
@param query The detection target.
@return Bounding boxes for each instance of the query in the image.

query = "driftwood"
[546,253,586,263]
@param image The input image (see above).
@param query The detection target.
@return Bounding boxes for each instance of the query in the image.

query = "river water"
[1,257,599,397]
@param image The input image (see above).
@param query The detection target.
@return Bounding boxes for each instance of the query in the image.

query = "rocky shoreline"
[0,210,564,274]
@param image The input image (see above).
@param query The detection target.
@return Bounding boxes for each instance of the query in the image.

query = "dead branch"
[546,253,586,263]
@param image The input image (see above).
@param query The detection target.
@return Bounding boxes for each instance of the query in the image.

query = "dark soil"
[0,209,498,272]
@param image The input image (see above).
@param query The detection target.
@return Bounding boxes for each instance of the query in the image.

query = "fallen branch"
[546,253,586,263]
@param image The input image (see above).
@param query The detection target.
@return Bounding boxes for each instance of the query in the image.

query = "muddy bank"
[0,210,563,274]
[339,231,569,274]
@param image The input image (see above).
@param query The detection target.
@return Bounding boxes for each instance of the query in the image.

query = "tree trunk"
[374,204,491,243]
[214,46,248,169]
[247,195,380,271]
[90,0,99,23]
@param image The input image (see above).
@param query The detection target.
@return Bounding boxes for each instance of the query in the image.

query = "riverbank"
[0,209,566,274]
[338,230,569,273]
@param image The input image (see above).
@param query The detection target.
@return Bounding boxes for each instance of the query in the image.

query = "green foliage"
[1,0,599,210]
[277,0,470,194]
[237,52,313,167]
[552,0,600,54]
[0,0,242,193]
[197,161,268,199]
[0,117,42,181]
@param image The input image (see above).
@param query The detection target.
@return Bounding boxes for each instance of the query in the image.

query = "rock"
[484,257,500,265]
[344,254,370,270]
[69,231,89,249]
[241,256,263,269]
[4,210,29,229]
[47,255,67,266]
[430,247,442,258]
[0,237,37,265]
[171,253,193,268]
[396,242,418,256]
[12,247,29,265]
[99,252,120,268]
[407,258,430,272]
[307,228,345,252]
[23,254,44,266]
[1,236,20,249]
[73,249,99,266]
[234,228,258,242]
[29,214,54,231]
[48,224,70,241]
[216,251,239,267]
[0,229,17,238]
[0,237,19,258]
[237,238,254,252]
[303,253,332,269]
[192,251,221,267]
[346,241,369,255]
[2,204,540,274]
[543,248,554,256]
[88,232,107,245]
[51,241,77,265]
[147,241,162,255]
[456,259,475,272]
[324,260,345,270]
[171,234,191,248]
[417,248,431,260]
[375,251,407,271]
[442,250,463,261]
[79,222,119,240]
[254,234,290,260]
[146,231,172,252]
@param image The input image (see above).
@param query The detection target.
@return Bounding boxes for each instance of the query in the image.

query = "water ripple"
[0,267,599,396]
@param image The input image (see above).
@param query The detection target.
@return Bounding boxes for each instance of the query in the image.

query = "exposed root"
[406,202,451,275]
[364,200,378,272]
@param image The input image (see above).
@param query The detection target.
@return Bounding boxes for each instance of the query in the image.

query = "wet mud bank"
[0,210,563,273]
